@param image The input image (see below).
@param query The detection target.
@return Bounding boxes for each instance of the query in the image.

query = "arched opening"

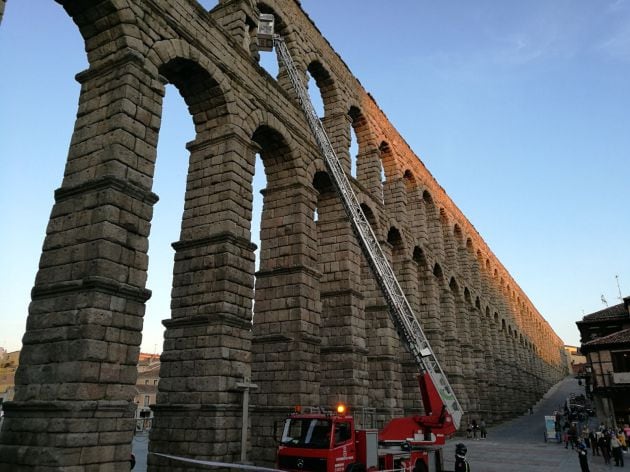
[360,203,378,231]
[349,106,366,179]
[143,82,193,355]
[413,246,427,266]
[256,4,289,79]
[307,61,333,119]
[403,169,416,192]
[150,55,249,466]
[197,0,219,9]
[252,152,265,270]
[250,124,316,464]
[387,226,404,252]
[378,141,392,184]
[449,276,459,294]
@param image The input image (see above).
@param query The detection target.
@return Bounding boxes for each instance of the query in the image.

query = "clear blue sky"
[1,1,629,353]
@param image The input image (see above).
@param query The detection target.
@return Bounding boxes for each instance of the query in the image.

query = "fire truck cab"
[277,408,361,472]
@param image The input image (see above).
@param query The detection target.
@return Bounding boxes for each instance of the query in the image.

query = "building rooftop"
[578,301,629,324]
[581,327,630,352]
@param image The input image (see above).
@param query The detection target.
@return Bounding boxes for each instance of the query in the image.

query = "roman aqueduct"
[0,0,566,470]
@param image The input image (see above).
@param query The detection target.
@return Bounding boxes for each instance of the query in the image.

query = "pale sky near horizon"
[1,1,629,354]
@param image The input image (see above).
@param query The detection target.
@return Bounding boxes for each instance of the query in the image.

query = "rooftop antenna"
[615,275,623,301]
[600,294,608,307]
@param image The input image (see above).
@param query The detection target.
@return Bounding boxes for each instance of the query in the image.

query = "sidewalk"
[442,376,623,471]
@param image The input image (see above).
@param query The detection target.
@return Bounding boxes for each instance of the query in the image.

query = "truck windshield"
[281,418,332,448]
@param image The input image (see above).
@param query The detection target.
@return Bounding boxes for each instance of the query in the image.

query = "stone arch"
[350,106,382,198]
[387,225,407,254]
[360,202,381,238]
[56,0,140,66]
[423,191,444,259]
[403,169,416,192]
[147,39,237,124]
[349,105,370,154]
[250,124,323,463]
[256,2,299,92]
[306,59,337,117]
[413,245,428,267]
[433,262,444,278]
[379,140,394,181]
[453,223,464,246]
[244,107,301,159]
[440,209,458,272]
[449,276,460,294]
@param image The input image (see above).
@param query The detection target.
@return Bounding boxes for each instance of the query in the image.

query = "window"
[334,422,352,446]
[612,350,630,373]
[144,395,150,407]
[281,418,332,448]
[145,380,149,385]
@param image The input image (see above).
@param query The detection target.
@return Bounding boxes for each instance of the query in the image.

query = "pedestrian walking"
[454,443,471,472]
[599,433,611,465]
[472,420,479,440]
[577,442,591,472]
[466,422,473,439]
[618,430,627,453]
[569,423,579,450]
[611,434,623,467]
[589,431,599,456]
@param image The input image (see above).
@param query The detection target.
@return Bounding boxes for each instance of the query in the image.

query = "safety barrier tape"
[152,453,285,471]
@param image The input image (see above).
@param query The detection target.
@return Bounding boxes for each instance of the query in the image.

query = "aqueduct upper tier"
[0,0,567,470]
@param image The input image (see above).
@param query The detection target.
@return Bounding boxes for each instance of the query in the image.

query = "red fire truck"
[276,373,456,472]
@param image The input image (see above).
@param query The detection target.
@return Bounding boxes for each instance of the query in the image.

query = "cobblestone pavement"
[442,376,624,472]
[133,377,625,471]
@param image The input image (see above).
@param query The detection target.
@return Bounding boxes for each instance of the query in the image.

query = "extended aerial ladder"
[258,15,463,431]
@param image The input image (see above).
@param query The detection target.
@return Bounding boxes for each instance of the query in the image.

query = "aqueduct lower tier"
[0,0,567,470]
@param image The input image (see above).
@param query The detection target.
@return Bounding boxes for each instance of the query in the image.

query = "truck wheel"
[413,461,428,472]
[346,463,366,472]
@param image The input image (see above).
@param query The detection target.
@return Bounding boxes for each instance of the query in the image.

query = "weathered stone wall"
[0,0,567,469]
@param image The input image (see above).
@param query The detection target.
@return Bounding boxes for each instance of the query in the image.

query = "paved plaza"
[442,376,622,471]
[133,376,623,471]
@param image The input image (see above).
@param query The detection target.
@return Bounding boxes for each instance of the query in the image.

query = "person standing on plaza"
[454,443,470,472]
[577,442,591,472]
[569,423,579,450]
[610,434,623,467]
[618,429,627,453]
[589,430,599,456]
[479,419,487,439]
[582,425,590,450]
[599,432,612,465]
[472,419,479,440]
